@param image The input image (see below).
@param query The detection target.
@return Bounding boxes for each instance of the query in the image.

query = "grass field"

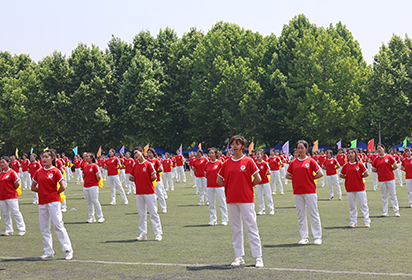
[0,172,411,279]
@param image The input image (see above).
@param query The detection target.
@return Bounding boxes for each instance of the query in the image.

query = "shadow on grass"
[104,239,137,243]
[177,204,202,207]
[1,257,59,262]
[275,206,297,209]
[64,222,88,225]
[324,226,352,229]
[187,264,253,271]
[124,212,138,215]
[183,224,210,228]
[264,243,301,248]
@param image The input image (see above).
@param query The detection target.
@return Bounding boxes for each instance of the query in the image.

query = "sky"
[1,0,411,64]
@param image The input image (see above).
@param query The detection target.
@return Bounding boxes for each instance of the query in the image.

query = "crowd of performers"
[0,136,411,268]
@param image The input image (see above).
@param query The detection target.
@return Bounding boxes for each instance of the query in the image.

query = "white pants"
[102,168,107,181]
[293,193,322,239]
[172,168,178,180]
[75,168,83,182]
[119,169,126,183]
[65,166,72,180]
[256,183,274,212]
[327,174,342,197]
[176,166,186,182]
[163,172,174,191]
[32,191,39,203]
[39,201,72,255]
[136,194,162,236]
[83,186,103,219]
[196,177,207,204]
[228,203,262,258]
[406,179,412,205]
[270,170,283,193]
[338,166,343,183]
[190,169,196,186]
[22,171,31,190]
[394,168,403,186]
[206,187,228,223]
[280,167,287,184]
[155,180,167,211]
[108,175,127,203]
[372,172,378,190]
[0,199,26,233]
[347,191,370,225]
[379,180,399,213]
[125,173,132,193]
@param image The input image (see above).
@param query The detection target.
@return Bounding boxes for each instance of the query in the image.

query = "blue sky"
[1,0,411,64]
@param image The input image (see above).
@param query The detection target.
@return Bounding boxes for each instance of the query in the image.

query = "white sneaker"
[136,235,147,241]
[231,257,245,267]
[155,234,162,241]
[338,196,342,201]
[314,238,322,245]
[272,192,276,195]
[257,210,265,215]
[381,213,389,217]
[365,223,370,228]
[2,231,13,236]
[198,202,204,206]
[162,209,167,214]
[208,221,217,226]
[328,196,333,200]
[395,211,401,217]
[110,201,116,205]
[18,231,26,236]
[298,238,309,245]
[409,204,412,208]
[65,250,73,260]
[221,221,228,226]
[61,208,67,213]
[98,218,105,223]
[40,253,54,259]
[280,191,284,195]
[126,191,132,195]
[206,202,209,206]
[124,200,129,205]
[255,257,264,268]
[269,210,275,215]
[86,218,96,223]
[349,223,357,228]
[33,201,38,204]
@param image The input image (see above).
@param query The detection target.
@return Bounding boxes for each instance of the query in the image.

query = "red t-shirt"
[336,154,346,166]
[256,160,270,184]
[162,159,172,173]
[32,167,63,205]
[193,157,209,177]
[205,160,222,188]
[124,158,135,174]
[175,155,184,166]
[106,157,119,176]
[393,154,401,164]
[11,160,20,173]
[317,155,327,166]
[147,158,161,182]
[268,156,281,171]
[401,157,412,179]
[74,159,81,169]
[130,160,156,195]
[340,162,367,192]
[21,159,30,172]
[287,157,321,195]
[369,154,378,163]
[55,159,64,173]
[29,161,41,177]
[217,156,259,203]
[83,164,100,188]
[0,169,19,200]
[372,154,395,182]
[80,159,88,170]
[119,158,125,170]
[323,158,338,176]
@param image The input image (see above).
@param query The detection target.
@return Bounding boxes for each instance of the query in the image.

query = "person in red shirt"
[372,143,400,217]
[171,155,178,180]
[162,153,174,191]
[99,156,107,181]
[217,135,263,268]
[147,148,167,214]
[188,151,197,188]
[10,155,21,180]
[205,147,228,226]
[0,156,26,236]
[20,154,30,190]
[401,147,412,207]
[279,151,287,185]
[82,153,104,223]
[29,154,41,204]
[192,150,209,206]
[268,149,283,195]
[124,152,135,195]
[105,149,128,206]
[286,140,324,246]
[390,149,404,187]
[118,153,126,184]
[61,153,73,182]
[73,155,83,184]
[130,146,163,241]
[336,148,346,184]
[175,149,187,183]
[340,148,370,227]
[55,153,68,213]
[322,150,342,200]
[255,151,274,215]
[31,149,73,260]
[317,149,326,188]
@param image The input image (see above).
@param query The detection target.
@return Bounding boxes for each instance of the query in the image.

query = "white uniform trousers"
[256,183,274,212]
[270,170,283,193]
[280,167,287,184]
[39,201,72,255]
[22,171,31,190]
[326,174,342,197]
[195,177,207,204]
[347,191,370,225]
[83,186,103,219]
[172,168,178,180]
[119,169,126,183]
[379,180,399,213]
[102,168,107,181]
[163,172,174,191]
[176,166,186,182]
[108,175,127,203]
[406,179,412,205]
[206,187,228,223]
[65,166,72,181]
[372,172,378,190]
[75,168,83,182]
[190,169,196,187]
[32,191,39,204]
[338,167,343,183]
[0,199,26,233]
[125,173,132,193]
[136,194,163,236]
[293,193,322,239]
[394,168,403,187]
[155,180,167,211]
[228,203,262,258]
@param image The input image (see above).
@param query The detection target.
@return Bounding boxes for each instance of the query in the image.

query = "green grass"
[0,173,411,279]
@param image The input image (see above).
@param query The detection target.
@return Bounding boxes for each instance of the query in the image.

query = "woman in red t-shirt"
[188,151,197,188]
[147,148,167,214]
[322,150,342,200]
[29,153,41,204]
[401,147,412,207]
[205,147,228,226]
[105,149,128,205]
[217,135,263,268]
[31,149,73,260]
[255,151,274,215]
[83,153,104,223]
[372,143,400,217]
[0,156,26,236]
[162,153,174,191]
[192,150,209,206]
[286,140,324,246]
[340,148,370,228]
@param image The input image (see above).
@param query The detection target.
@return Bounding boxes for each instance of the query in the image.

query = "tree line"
[0,14,411,156]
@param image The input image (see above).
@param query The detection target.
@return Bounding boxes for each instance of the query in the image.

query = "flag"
[119,145,125,155]
[225,142,229,152]
[282,141,289,154]
[350,139,357,148]
[178,144,183,155]
[72,146,78,155]
[198,143,202,150]
[15,148,19,159]
[368,139,374,151]
[403,138,408,147]
[43,147,49,151]
[30,147,33,154]
[96,146,102,157]
[248,142,254,155]
[313,140,318,152]
[144,144,149,156]
[337,140,341,149]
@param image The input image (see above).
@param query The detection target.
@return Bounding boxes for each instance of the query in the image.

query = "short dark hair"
[296,140,309,149]
[230,135,247,147]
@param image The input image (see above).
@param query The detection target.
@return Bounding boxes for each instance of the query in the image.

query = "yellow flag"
[248,142,254,155]
[15,148,19,159]
[144,144,149,156]
[313,140,318,153]
[43,147,49,151]
[198,143,202,150]
[96,146,102,157]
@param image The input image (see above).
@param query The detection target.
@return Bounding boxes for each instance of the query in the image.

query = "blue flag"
[72,146,78,155]
[30,147,33,154]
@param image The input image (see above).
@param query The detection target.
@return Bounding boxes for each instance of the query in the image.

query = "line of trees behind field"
[1,14,411,156]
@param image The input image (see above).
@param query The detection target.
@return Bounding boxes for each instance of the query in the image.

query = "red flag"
[368,139,374,151]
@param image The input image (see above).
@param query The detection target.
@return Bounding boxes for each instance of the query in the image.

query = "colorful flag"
[144,144,149,156]
[403,138,408,147]
[313,140,318,152]
[225,142,229,152]
[30,147,33,154]
[368,139,374,151]
[119,145,125,155]
[198,143,202,150]
[15,148,19,159]
[43,147,49,151]
[178,144,183,155]
[248,142,254,155]
[350,139,357,148]
[337,140,341,149]
[96,146,102,157]
[282,141,289,154]
[72,146,78,155]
